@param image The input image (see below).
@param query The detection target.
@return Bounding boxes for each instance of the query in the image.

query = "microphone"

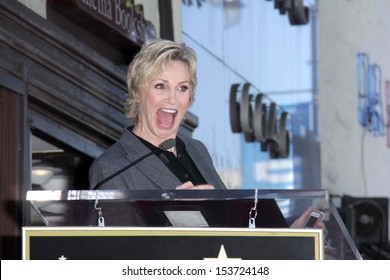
[93,138,176,190]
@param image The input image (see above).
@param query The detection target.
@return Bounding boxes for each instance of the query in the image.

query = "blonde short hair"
[125,39,197,122]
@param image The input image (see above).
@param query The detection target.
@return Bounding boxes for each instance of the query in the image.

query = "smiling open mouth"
[157,108,177,128]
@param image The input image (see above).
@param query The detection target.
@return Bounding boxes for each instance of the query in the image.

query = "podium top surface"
[25,188,361,260]
[26,188,329,202]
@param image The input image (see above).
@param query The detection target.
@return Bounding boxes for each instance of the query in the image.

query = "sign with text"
[229,83,290,159]
[23,227,323,260]
[76,0,155,45]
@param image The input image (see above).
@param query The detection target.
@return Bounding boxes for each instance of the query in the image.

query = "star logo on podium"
[58,255,67,260]
[204,244,242,260]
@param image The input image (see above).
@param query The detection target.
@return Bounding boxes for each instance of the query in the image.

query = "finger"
[298,207,313,223]
[290,207,313,228]
[192,184,215,190]
[302,207,313,217]
[317,221,326,229]
[175,181,194,190]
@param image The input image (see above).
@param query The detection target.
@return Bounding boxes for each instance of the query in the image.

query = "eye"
[155,83,165,90]
[178,85,189,92]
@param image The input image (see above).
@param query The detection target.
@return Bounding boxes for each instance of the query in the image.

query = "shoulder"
[179,133,205,147]
[89,129,140,173]
[179,135,212,161]
[92,142,125,165]
[89,140,128,182]
[89,129,140,188]
[179,135,208,152]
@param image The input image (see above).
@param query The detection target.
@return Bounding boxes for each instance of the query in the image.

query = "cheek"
[178,94,191,108]
[142,94,159,111]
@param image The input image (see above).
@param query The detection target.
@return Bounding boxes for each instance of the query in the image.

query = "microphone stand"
[93,138,176,190]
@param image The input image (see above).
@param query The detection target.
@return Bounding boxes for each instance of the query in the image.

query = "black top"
[136,134,208,186]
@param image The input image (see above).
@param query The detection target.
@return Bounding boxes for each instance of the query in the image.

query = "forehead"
[152,60,190,81]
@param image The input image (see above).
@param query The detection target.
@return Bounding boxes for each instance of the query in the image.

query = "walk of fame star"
[204,244,242,260]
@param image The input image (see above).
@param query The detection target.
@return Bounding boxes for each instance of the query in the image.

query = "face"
[133,60,191,146]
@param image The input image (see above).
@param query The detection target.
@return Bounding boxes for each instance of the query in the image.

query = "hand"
[175,181,215,190]
[290,207,326,229]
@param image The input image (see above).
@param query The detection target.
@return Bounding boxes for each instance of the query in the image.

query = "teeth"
[160,108,176,114]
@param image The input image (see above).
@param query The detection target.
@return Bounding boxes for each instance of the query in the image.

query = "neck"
[131,127,177,153]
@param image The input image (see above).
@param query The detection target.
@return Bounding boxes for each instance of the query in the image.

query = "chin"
[156,128,177,138]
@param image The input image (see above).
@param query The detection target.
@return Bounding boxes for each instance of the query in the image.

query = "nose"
[167,89,177,104]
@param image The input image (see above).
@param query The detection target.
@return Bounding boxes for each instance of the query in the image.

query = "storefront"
[0,0,196,259]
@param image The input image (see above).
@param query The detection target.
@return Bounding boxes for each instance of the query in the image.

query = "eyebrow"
[154,78,190,85]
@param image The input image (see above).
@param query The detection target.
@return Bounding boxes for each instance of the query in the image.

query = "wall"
[319,0,390,198]
[171,0,182,42]
[17,0,46,18]
[136,0,159,38]
[136,0,182,42]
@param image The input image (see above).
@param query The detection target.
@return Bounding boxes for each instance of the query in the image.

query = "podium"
[24,189,361,260]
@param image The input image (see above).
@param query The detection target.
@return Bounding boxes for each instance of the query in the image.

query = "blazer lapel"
[119,129,182,190]
[185,140,214,184]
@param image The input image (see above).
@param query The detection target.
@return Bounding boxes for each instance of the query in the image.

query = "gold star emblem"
[58,255,67,260]
[204,244,242,260]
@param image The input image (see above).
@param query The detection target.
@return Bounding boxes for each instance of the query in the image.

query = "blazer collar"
[118,128,182,190]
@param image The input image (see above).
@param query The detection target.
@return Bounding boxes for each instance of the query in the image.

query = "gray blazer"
[89,128,227,190]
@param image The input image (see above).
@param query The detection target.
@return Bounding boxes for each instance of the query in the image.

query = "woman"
[89,39,226,191]
[88,38,323,230]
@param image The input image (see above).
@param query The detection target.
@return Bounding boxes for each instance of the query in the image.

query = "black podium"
[23,189,361,260]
